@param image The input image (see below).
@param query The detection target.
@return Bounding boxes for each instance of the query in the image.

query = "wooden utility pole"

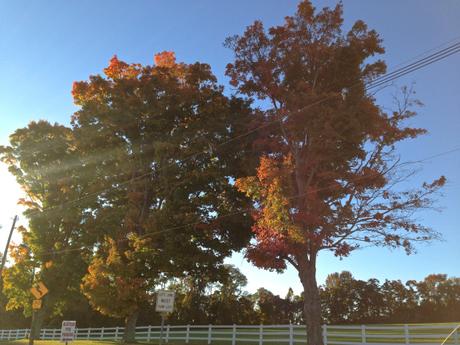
[0,215,18,287]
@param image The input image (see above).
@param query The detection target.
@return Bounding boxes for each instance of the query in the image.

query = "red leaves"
[333,242,354,258]
[245,224,289,271]
[423,175,446,189]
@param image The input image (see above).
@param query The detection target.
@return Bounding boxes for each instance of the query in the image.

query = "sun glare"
[0,163,25,249]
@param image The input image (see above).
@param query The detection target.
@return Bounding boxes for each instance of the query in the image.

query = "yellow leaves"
[81,239,151,318]
[259,178,291,232]
[286,226,305,244]
[235,176,260,198]
[237,154,301,240]
[8,243,30,263]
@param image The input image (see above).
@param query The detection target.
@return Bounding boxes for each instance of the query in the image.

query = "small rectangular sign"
[155,290,175,313]
[32,299,42,310]
[60,320,76,343]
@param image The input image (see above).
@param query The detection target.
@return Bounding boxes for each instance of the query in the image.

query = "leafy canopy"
[226,0,445,271]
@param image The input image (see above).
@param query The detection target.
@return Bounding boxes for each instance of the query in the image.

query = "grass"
[0,340,249,345]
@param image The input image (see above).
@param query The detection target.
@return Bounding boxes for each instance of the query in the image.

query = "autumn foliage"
[227,1,445,344]
[0,0,449,340]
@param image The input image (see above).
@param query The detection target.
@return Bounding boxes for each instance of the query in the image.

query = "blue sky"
[0,0,459,296]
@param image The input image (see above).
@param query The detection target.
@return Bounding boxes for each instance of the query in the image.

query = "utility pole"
[0,215,18,286]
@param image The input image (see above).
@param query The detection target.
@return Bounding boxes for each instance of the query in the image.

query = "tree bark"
[123,310,139,343]
[299,255,323,345]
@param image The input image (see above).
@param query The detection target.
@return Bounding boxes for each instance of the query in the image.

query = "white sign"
[60,320,76,343]
[155,290,175,313]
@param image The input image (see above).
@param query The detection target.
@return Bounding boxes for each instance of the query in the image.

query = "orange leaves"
[103,55,141,80]
[17,197,41,210]
[104,55,128,79]
[154,51,176,68]
[81,237,152,318]
[71,81,92,106]
[257,155,280,183]
[237,153,311,271]
[71,51,180,109]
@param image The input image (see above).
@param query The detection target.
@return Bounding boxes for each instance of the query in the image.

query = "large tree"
[73,52,254,341]
[225,1,445,343]
[0,121,91,338]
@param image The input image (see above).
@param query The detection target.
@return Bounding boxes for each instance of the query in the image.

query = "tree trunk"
[299,256,323,345]
[123,310,139,343]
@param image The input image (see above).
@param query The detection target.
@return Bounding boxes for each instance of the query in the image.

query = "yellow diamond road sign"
[30,281,49,299]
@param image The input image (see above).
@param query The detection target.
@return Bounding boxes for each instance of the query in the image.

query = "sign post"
[155,290,175,345]
[60,320,76,345]
[29,280,48,345]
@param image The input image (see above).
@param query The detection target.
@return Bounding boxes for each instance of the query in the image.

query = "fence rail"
[0,323,458,344]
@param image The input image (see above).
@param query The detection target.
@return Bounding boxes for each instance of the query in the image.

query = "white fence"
[0,323,458,344]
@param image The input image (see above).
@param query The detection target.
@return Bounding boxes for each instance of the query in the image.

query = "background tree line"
[1,268,459,328]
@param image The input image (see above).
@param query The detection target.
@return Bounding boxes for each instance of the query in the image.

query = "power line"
[386,35,460,71]
[20,38,460,218]
[25,145,460,259]
[366,42,460,90]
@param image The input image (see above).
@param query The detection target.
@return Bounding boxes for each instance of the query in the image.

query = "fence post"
[289,323,294,345]
[259,324,263,345]
[322,325,328,345]
[101,327,104,339]
[404,324,409,345]
[361,325,366,344]
[114,327,119,341]
[87,328,90,339]
[232,324,236,345]
[144,326,149,342]
[186,325,190,344]
[166,325,170,343]
[208,324,212,344]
